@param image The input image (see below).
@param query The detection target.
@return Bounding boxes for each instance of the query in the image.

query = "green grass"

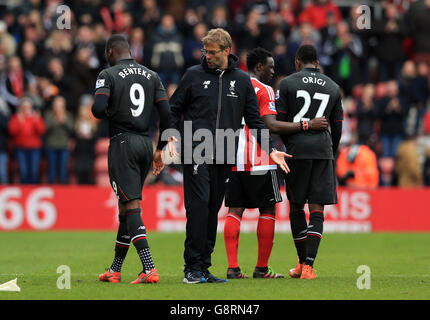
[0,232,429,300]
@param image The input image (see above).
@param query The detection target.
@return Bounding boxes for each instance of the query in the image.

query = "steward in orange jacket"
[336,144,379,188]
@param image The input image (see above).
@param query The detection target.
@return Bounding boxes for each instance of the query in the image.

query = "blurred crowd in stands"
[0,0,429,188]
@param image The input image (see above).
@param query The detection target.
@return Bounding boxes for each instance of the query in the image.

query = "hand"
[152,150,165,176]
[269,149,293,174]
[309,116,328,130]
[168,136,179,158]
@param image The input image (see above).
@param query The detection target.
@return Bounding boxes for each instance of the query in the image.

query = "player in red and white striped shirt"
[224,48,285,279]
[233,77,278,172]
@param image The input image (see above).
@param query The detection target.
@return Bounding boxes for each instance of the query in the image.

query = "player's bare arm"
[263,114,328,134]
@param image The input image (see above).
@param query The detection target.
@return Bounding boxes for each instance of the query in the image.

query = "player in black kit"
[92,34,171,284]
[275,45,343,279]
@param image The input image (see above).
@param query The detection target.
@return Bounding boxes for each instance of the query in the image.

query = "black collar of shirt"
[303,67,320,73]
[117,58,136,65]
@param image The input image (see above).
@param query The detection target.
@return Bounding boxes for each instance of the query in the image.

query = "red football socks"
[256,214,275,268]
[224,213,242,268]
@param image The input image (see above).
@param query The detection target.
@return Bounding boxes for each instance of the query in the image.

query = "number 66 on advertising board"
[0,187,57,230]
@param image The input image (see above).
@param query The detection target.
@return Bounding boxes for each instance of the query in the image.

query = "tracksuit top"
[170,54,274,165]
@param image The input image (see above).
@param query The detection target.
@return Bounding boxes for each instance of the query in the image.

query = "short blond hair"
[202,28,232,49]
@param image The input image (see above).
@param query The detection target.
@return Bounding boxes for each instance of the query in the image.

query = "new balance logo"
[203,80,211,89]
[137,226,146,231]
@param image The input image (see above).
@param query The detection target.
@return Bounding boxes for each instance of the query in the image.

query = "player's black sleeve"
[155,99,171,151]
[243,77,275,153]
[92,70,112,119]
[330,91,344,156]
[331,121,342,156]
[153,73,171,150]
[92,93,109,119]
[275,80,288,122]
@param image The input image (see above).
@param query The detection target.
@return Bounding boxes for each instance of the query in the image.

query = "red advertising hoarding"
[0,186,428,232]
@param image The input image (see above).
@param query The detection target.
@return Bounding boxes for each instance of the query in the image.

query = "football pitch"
[0,231,429,300]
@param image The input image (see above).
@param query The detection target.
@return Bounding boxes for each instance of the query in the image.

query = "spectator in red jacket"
[298,0,342,30]
[8,98,45,184]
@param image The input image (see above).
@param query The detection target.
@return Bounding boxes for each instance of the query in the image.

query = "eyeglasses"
[200,48,223,56]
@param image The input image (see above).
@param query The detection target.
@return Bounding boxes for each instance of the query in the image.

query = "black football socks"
[289,210,308,264]
[305,211,324,267]
[125,208,155,272]
[110,214,130,273]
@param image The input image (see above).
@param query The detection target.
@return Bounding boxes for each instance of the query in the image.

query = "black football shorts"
[284,159,337,205]
[108,132,153,203]
[225,170,283,209]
